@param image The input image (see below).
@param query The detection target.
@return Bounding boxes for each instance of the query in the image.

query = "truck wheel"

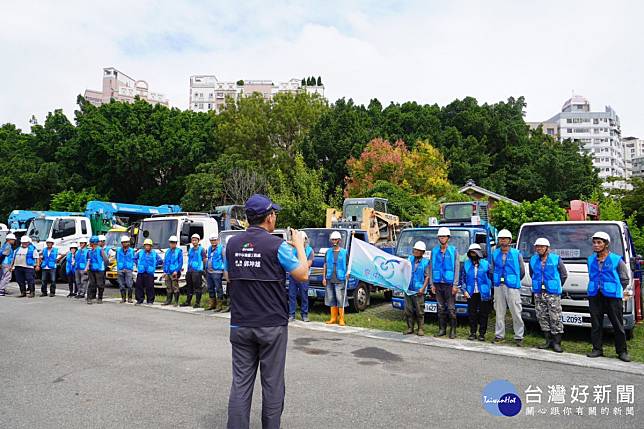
[626,329,634,340]
[351,282,370,312]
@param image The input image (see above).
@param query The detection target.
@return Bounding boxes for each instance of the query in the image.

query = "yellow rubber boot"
[338,307,346,326]
[326,306,338,324]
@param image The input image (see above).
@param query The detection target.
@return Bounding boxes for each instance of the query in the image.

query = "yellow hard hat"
[143,238,154,246]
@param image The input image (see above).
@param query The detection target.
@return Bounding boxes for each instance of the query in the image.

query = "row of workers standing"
[402,226,632,362]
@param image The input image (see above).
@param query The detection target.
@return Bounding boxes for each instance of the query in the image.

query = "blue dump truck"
[303,228,381,312]
[391,223,497,316]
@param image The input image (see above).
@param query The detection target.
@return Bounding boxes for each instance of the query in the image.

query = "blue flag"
[348,238,412,294]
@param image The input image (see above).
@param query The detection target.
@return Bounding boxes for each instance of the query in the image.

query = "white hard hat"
[120,235,130,243]
[330,231,342,240]
[534,238,550,247]
[191,233,201,240]
[6,233,16,240]
[98,235,106,241]
[20,236,30,243]
[498,229,513,239]
[168,235,178,242]
[437,227,451,237]
[209,233,219,240]
[46,238,55,243]
[412,241,427,251]
[70,242,78,248]
[592,231,611,243]
[78,237,88,243]
[468,243,482,252]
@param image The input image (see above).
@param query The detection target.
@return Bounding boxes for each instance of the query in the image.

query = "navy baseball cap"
[245,194,281,217]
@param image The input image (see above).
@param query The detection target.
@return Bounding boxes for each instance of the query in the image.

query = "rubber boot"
[180,294,192,307]
[338,307,346,326]
[221,296,231,313]
[173,292,180,307]
[120,292,126,303]
[161,293,172,306]
[403,316,414,335]
[552,333,563,353]
[449,318,457,339]
[435,315,447,337]
[193,293,202,309]
[207,298,217,310]
[325,306,338,324]
[417,315,425,336]
[213,299,224,312]
[127,289,133,303]
[538,331,552,350]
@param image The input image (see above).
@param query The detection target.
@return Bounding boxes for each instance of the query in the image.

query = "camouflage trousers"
[535,291,564,334]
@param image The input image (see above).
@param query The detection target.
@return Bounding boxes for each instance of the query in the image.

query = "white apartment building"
[623,137,644,179]
[84,67,169,107]
[534,95,627,190]
[189,75,325,113]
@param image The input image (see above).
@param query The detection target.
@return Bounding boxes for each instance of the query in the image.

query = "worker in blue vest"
[323,231,349,326]
[429,227,460,338]
[404,241,430,336]
[586,231,631,362]
[87,235,106,304]
[0,233,17,296]
[529,237,568,353]
[162,235,183,307]
[39,238,60,297]
[287,231,314,322]
[206,233,225,311]
[65,242,77,297]
[460,243,492,341]
[134,238,163,305]
[74,237,90,299]
[12,236,39,298]
[224,194,309,429]
[181,234,207,308]
[490,229,526,346]
[116,235,135,303]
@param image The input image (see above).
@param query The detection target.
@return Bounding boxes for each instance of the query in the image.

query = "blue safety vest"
[89,247,105,271]
[407,255,429,292]
[188,245,205,272]
[1,243,15,267]
[116,247,135,271]
[325,247,347,281]
[163,247,183,274]
[291,245,314,260]
[431,245,456,284]
[21,244,38,268]
[136,250,160,274]
[587,252,624,299]
[492,248,522,289]
[463,259,492,300]
[66,250,75,274]
[207,245,225,271]
[75,247,89,271]
[41,247,58,270]
[530,253,562,295]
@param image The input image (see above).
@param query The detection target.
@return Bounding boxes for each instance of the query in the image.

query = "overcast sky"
[1,0,642,136]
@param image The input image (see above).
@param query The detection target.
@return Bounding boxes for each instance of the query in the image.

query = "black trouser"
[467,293,491,335]
[68,273,77,294]
[228,325,287,429]
[589,291,627,354]
[135,273,155,304]
[88,271,105,300]
[186,271,203,297]
[15,267,35,295]
[41,269,56,295]
[435,282,456,320]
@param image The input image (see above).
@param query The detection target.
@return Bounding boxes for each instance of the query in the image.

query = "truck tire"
[351,282,370,312]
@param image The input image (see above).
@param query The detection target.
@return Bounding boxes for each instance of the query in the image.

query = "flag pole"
[341,231,355,311]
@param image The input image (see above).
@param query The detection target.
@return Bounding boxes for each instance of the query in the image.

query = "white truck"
[516,221,642,339]
[135,213,219,287]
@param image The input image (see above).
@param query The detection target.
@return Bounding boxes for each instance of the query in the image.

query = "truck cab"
[135,213,219,287]
[303,228,374,312]
[390,224,496,316]
[516,221,641,339]
[27,215,92,253]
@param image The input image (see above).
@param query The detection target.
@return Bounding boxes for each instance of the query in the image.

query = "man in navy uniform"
[225,194,309,429]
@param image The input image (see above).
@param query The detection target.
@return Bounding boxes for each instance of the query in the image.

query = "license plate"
[560,312,584,325]
[308,289,317,297]
[424,302,437,313]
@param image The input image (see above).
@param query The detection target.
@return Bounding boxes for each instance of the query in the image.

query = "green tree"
[491,196,567,237]
[181,163,224,212]
[50,188,107,212]
[301,78,306,86]
[316,76,322,86]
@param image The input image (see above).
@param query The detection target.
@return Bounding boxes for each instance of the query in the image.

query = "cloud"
[0,0,642,136]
